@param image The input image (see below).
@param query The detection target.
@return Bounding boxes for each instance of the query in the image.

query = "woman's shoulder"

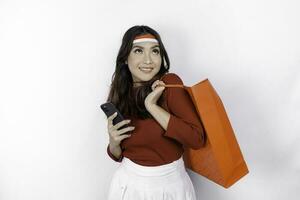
[160,72,183,84]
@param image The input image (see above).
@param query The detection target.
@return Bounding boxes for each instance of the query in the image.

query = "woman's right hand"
[107,112,135,147]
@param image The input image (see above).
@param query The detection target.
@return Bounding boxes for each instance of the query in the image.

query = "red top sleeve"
[107,144,123,162]
[162,73,206,149]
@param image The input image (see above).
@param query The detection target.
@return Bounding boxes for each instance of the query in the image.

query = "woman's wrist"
[145,102,155,111]
[109,143,122,159]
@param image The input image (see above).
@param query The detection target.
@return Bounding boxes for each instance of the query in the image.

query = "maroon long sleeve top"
[107,73,205,166]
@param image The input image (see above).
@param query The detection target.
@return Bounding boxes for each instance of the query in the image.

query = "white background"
[0,0,299,199]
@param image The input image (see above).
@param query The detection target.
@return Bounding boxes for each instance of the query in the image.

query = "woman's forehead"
[132,42,160,48]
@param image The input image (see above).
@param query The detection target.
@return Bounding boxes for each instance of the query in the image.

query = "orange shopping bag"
[161,77,249,188]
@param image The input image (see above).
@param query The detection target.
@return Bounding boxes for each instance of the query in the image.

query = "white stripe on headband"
[133,38,158,44]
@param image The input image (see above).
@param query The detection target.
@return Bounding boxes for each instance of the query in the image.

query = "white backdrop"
[0,0,299,199]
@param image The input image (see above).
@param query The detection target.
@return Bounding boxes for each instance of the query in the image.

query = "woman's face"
[126,41,162,87]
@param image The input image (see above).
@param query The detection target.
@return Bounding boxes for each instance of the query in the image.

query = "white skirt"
[107,155,197,200]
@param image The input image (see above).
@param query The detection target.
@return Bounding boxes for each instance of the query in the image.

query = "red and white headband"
[133,33,158,44]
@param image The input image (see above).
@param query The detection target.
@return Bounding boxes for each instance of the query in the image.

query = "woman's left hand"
[144,80,166,109]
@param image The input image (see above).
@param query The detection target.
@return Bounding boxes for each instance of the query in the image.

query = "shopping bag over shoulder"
[160,77,249,188]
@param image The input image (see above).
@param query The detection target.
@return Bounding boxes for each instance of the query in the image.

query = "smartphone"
[100,102,130,131]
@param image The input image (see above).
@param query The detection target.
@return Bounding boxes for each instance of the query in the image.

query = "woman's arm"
[107,143,123,162]
[146,104,170,130]
[146,73,205,149]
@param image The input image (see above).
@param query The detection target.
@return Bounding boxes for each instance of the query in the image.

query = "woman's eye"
[153,49,160,54]
[134,49,142,54]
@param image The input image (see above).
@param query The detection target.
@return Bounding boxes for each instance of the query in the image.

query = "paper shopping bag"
[162,78,249,188]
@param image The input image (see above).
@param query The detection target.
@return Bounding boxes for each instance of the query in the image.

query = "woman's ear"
[125,60,128,64]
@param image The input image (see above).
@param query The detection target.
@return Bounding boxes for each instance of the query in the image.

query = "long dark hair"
[106,25,170,120]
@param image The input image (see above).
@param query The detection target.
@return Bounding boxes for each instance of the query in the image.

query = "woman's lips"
[139,67,153,73]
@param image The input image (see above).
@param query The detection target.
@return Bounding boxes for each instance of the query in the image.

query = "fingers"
[151,80,159,90]
[158,81,165,86]
[108,112,117,120]
[118,134,132,141]
[108,116,134,135]
[118,126,135,135]
[152,80,165,91]
[113,119,131,131]
[108,112,117,127]
[111,126,135,143]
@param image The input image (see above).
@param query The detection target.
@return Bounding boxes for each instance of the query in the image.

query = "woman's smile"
[139,67,154,73]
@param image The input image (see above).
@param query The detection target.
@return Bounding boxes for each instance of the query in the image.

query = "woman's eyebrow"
[132,45,160,49]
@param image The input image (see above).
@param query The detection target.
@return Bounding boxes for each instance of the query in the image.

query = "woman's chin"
[137,74,155,81]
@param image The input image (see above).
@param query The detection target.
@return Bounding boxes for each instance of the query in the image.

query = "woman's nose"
[143,53,152,64]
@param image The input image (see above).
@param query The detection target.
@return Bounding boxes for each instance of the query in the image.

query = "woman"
[105,25,206,200]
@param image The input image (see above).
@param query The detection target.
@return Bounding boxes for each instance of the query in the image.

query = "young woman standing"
[105,25,206,200]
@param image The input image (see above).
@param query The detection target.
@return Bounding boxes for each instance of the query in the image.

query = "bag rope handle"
[159,84,185,88]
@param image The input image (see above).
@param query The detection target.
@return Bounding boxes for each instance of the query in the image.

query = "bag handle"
[161,84,185,88]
